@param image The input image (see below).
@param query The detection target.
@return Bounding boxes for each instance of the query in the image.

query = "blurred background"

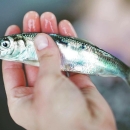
[0,0,130,129]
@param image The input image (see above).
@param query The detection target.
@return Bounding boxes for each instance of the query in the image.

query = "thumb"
[34,33,61,77]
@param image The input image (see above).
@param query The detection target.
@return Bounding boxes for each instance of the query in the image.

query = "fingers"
[4,25,21,36]
[23,11,40,87]
[40,12,58,33]
[2,25,26,99]
[59,20,77,37]
[34,33,61,79]
[23,11,40,32]
[69,74,95,89]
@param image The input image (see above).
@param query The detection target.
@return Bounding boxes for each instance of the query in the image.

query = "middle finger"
[40,12,58,33]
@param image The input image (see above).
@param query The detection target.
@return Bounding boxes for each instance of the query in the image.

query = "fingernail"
[34,34,48,50]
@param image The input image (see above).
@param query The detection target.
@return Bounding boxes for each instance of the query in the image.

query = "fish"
[0,33,130,86]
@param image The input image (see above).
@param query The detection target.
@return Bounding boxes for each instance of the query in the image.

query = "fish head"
[0,36,16,60]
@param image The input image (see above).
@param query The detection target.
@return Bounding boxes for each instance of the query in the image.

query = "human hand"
[2,11,117,130]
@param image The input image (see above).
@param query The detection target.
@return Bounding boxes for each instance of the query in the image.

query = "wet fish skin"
[0,33,130,86]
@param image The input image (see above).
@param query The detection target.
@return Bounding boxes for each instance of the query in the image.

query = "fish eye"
[1,41,10,48]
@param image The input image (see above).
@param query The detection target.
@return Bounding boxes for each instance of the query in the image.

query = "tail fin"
[125,69,130,87]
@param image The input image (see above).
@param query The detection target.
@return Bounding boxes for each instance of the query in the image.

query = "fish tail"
[125,68,130,87]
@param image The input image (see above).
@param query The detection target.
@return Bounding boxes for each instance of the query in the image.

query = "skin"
[2,11,117,130]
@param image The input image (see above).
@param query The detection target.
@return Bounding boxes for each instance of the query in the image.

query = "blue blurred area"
[0,0,85,36]
[0,0,130,130]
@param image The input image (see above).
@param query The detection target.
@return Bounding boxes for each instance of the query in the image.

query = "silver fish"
[0,33,130,86]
